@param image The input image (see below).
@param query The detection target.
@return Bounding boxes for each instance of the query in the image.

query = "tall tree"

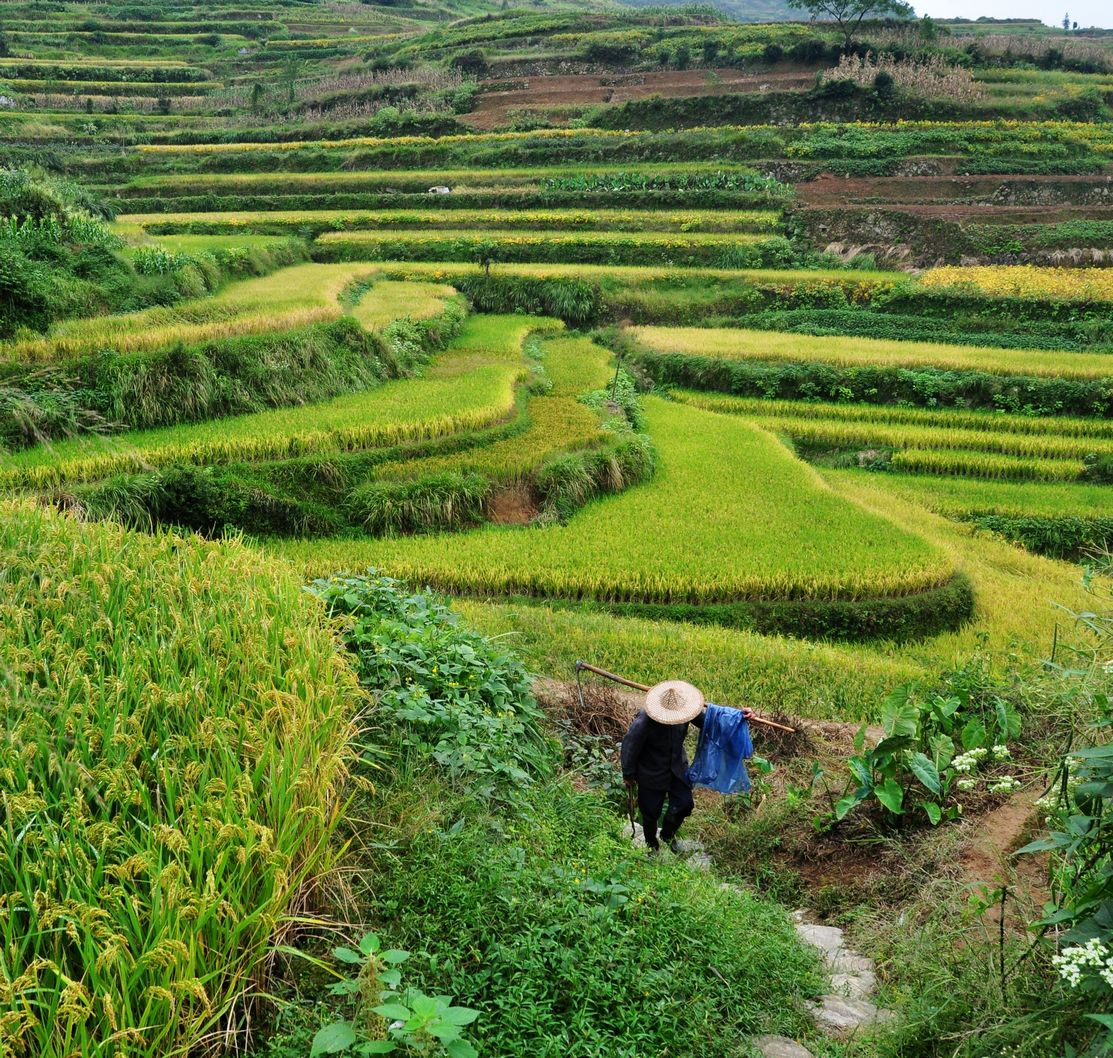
[790,0,915,47]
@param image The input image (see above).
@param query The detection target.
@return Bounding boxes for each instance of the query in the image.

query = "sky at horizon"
[915,0,1110,30]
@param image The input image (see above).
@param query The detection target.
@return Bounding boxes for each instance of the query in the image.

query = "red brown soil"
[487,485,540,526]
[462,67,817,129]
[798,173,1113,207]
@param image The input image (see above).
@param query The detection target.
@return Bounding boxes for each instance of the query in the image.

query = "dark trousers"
[638,776,694,849]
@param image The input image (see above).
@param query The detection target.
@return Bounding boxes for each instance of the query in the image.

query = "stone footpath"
[751,912,894,1057]
[629,824,893,1055]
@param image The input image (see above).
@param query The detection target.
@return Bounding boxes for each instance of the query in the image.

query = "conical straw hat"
[644,680,705,725]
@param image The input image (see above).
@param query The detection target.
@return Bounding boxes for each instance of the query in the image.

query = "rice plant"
[673,391,1113,464]
[0,316,549,487]
[0,500,358,1055]
[274,398,954,605]
[633,325,1113,381]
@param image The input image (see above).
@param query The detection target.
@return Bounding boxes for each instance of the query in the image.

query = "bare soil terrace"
[462,66,817,128]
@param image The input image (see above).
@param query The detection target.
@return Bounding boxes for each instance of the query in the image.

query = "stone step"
[808,995,895,1037]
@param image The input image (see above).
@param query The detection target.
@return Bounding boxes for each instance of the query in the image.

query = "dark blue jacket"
[620,709,704,790]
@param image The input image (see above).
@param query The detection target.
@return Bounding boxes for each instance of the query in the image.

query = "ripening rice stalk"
[674,391,1113,462]
[889,447,1086,482]
[631,324,1113,380]
[0,500,359,1055]
[0,314,543,487]
[921,265,1113,303]
[1,263,381,365]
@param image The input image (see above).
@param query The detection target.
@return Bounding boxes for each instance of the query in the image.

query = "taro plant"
[311,932,479,1058]
[835,671,1021,825]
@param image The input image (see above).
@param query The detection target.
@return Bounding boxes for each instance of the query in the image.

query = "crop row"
[126,208,781,236]
[673,391,1113,463]
[0,262,378,364]
[278,398,954,606]
[888,448,1086,482]
[837,471,1111,519]
[1,79,222,96]
[373,334,615,486]
[118,162,774,195]
[314,230,776,269]
[0,316,547,488]
[630,324,1113,380]
[922,265,1113,303]
[132,120,1113,158]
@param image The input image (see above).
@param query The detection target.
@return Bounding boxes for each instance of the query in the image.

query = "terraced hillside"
[4,4,1113,1056]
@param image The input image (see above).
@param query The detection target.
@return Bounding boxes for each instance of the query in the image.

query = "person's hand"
[623,777,636,789]
[741,708,755,719]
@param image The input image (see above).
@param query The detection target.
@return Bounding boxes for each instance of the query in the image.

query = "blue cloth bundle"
[687,703,753,794]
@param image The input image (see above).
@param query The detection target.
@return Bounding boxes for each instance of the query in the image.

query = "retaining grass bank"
[273,399,968,643]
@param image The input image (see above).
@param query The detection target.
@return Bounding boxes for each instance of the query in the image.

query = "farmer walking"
[621,680,754,853]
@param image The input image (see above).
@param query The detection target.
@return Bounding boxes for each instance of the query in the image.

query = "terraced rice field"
[121,208,781,234]
[278,398,955,605]
[0,314,542,487]
[630,324,1113,380]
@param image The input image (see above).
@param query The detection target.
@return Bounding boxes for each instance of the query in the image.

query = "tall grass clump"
[0,501,358,1056]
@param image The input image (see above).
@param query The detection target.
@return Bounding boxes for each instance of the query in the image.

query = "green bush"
[970,514,1113,561]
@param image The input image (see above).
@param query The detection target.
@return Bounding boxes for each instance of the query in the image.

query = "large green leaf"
[874,778,904,815]
[835,790,868,821]
[881,687,918,738]
[961,718,987,751]
[311,1022,358,1057]
[921,801,942,826]
[907,752,941,795]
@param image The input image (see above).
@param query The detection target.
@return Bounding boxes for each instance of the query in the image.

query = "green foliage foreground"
[291,572,824,1058]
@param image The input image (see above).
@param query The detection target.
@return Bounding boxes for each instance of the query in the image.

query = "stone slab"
[831,969,877,1000]
[795,923,846,959]
[751,1035,815,1058]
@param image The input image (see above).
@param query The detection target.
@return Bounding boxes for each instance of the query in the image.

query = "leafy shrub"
[835,673,1021,826]
[631,349,1113,420]
[311,571,552,795]
[970,515,1113,561]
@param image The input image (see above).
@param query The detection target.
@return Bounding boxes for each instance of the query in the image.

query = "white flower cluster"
[991,744,1011,761]
[956,777,978,792]
[952,747,989,774]
[988,776,1021,795]
[1102,659,1113,674]
[1053,938,1113,990]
